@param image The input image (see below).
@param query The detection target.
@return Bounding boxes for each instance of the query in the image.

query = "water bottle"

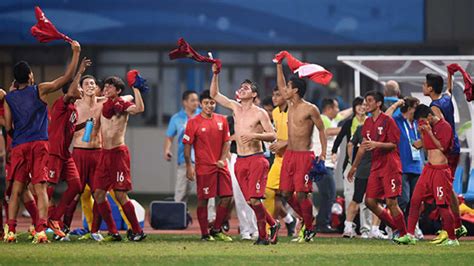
[82,118,93,142]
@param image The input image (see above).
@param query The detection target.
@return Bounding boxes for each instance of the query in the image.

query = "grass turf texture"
[1,234,474,265]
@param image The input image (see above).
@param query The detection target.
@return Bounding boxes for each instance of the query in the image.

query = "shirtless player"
[275,55,327,243]
[210,63,279,245]
[92,76,146,242]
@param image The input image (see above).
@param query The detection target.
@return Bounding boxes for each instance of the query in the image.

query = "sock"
[378,209,397,230]
[97,201,118,234]
[283,213,294,224]
[7,219,16,233]
[287,194,303,218]
[251,204,268,239]
[51,179,81,221]
[122,201,142,234]
[23,200,38,226]
[35,218,47,232]
[406,198,422,235]
[453,212,462,229]
[63,199,79,228]
[91,202,102,233]
[264,207,276,227]
[197,206,209,236]
[439,207,456,240]
[213,205,228,231]
[344,221,353,229]
[299,198,314,231]
[393,212,407,236]
[371,225,379,232]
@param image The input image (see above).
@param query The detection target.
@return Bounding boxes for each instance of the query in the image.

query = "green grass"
[1,234,474,265]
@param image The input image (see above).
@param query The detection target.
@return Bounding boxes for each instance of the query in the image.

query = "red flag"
[273,51,333,85]
[30,6,72,43]
[447,63,473,102]
[169,38,222,73]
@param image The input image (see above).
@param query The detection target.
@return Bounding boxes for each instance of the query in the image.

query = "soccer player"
[92,76,146,242]
[422,73,467,242]
[46,58,91,240]
[394,104,459,246]
[210,63,279,245]
[183,90,233,241]
[275,58,327,242]
[348,91,408,241]
[265,87,297,236]
[3,40,81,243]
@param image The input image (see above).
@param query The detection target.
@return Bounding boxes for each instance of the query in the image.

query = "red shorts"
[72,148,101,191]
[234,153,269,201]
[413,164,452,206]
[447,153,460,183]
[196,169,233,200]
[280,150,314,193]
[10,141,49,185]
[5,162,11,182]
[94,145,132,192]
[366,169,402,200]
[46,155,80,184]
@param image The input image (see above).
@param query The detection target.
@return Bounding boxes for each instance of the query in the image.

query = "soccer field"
[1,234,474,265]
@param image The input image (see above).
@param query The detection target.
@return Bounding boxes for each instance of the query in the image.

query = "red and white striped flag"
[273,51,332,85]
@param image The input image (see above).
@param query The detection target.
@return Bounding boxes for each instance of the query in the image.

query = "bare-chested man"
[275,56,327,243]
[210,63,279,245]
[92,76,146,242]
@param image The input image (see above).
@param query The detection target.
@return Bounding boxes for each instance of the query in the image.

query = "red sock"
[51,179,81,220]
[393,212,407,236]
[378,209,397,230]
[251,204,268,239]
[35,218,47,232]
[299,198,314,231]
[197,206,209,236]
[287,194,303,218]
[439,207,456,240]
[63,199,79,228]
[8,219,16,233]
[407,197,422,235]
[122,201,142,234]
[24,200,38,226]
[91,202,102,233]
[97,201,118,234]
[453,212,462,229]
[213,205,228,231]
[264,207,276,227]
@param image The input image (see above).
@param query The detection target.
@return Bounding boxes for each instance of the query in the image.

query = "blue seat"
[464,169,474,202]
[453,166,464,195]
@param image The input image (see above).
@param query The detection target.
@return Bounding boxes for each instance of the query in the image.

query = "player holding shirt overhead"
[422,73,467,242]
[395,104,459,246]
[348,91,408,241]
[210,63,279,245]
[3,40,81,243]
[275,58,327,243]
[46,58,91,239]
[183,90,233,241]
[92,76,146,242]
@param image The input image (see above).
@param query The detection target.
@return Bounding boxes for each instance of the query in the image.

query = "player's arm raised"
[276,62,288,100]
[310,105,327,161]
[210,63,239,111]
[125,87,145,115]
[38,40,81,101]
[64,57,91,103]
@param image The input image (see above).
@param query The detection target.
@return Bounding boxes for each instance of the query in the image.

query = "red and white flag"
[273,51,333,85]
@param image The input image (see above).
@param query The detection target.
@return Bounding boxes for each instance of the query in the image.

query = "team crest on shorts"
[203,187,209,195]
[255,182,261,193]
[49,170,55,179]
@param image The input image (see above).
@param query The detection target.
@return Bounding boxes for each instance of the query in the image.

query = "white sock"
[344,221,353,229]
[371,225,379,232]
[283,213,293,224]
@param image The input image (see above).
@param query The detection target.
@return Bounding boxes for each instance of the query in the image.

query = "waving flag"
[448,63,473,102]
[273,51,333,85]
[169,38,222,73]
[30,6,72,43]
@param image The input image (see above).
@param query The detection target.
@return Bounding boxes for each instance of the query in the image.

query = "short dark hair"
[414,104,434,120]
[364,90,384,105]
[322,98,336,111]
[289,76,307,98]
[104,76,125,95]
[13,61,32,84]
[400,96,420,113]
[352,96,364,113]
[199,90,212,102]
[241,79,259,99]
[182,90,198,101]
[262,96,273,107]
[272,87,279,92]
[426,74,444,94]
[80,75,97,88]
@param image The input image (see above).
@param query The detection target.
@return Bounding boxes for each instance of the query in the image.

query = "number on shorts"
[304,174,309,186]
[437,186,444,198]
[116,172,125,183]
[391,179,396,190]
[256,182,260,190]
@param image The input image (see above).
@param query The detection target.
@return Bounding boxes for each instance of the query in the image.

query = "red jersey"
[362,112,402,176]
[183,113,230,175]
[48,97,78,159]
[420,119,453,153]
